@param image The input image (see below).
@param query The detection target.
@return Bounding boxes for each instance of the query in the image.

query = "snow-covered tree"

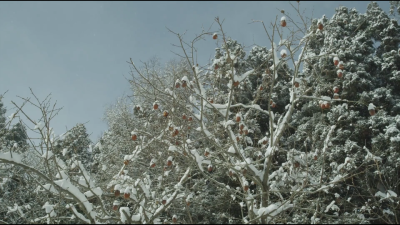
[53,123,92,170]
[107,2,399,223]
[1,2,400,224]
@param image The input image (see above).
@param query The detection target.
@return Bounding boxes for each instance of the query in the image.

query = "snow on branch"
[251,201,293,223]
[0,152,22,163]
[149,186,182,222]
[0,155,98,223]
[363,146,382,162]
[322,125,336,154]
[190,149,211,172]
[66,204,90,224]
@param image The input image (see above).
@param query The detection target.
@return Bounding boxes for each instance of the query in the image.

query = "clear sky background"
[0,1,391,143]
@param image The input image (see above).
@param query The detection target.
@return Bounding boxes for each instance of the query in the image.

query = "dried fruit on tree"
[325,102,331,109]
[167,156,173,166]
[208,164,213,172]
[113,200,120,211]
[333,86,339,93]
[243,181,249,192]
[333,93,339,99]
[204,148,210,157]
[236,112,242,123]
[368,103,376,116]
[150,159,156,168]
[318,22,323,30]
[281,16,287,27]
[280,49,287,58]
[124,187,131,199]
[338,61,344,70]
[131,131,137,141]
[172,128,179,137]
[115,189,120,197]
[333,56,339,66]
[257,151,263,159]
[212,33,218,40]
[337,69,343,78]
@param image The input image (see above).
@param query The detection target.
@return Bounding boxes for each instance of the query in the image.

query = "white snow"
[181,76,189,83]
[190,149,211,172]
[120,207,131,223]
[34,121,45,130]
[7,204,25,218]
[383,209,395,216]
[42,151,54,159]
[168,146,178,152]
[364,146,382,162]
[324,200,340,212]
[62,148,68,156]
[368,103,376,110]
[8,112,16,120]
[233,69,255,84]
[83,187,103,198]
[87,144,92,153]
[387,190,397,198]
[0,152,22,163]
[42,202,56,217]
[256,202,293,222]
[280,49,287,56]
[66,204,90,223]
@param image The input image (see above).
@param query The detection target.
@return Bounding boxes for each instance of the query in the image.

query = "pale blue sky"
[0,1,390,142]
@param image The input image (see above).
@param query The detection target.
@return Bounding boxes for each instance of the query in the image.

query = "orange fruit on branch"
[318,23,323,30]
[212,33,218,40]
[163,111,169,117]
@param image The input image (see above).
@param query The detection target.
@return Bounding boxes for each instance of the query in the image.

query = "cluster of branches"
[1,1,399,224]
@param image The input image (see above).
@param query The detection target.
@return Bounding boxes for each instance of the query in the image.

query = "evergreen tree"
[283,3,400,223]
[5,122,29,153]
[0,99,34,223]
[54,123,92,170]
[0,100,7,151]
[0,99,5,130]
